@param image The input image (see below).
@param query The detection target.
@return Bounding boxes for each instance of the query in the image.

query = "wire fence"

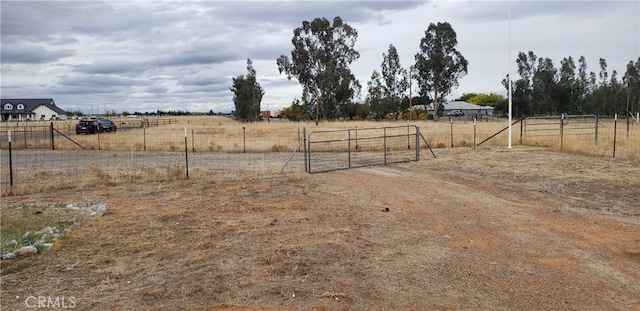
[1,115,638,194]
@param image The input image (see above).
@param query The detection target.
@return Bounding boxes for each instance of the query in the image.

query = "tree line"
[230,16,639,122]
[500,52,640,117]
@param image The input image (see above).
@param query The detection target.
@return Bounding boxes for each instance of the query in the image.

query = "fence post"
[520,118,523,144]
[49,122,54,150]
[8,130,13,187]
[613,114,617,158]
[243,126,246,153]
[560,114,564,151]
[450,118,454,148]
[192,129,195,152]
[473,117,477,150]
[348,129,351,168]
[415,126,420,161]
[143,123,147,151]
[303,127,308,173]
[184,127,189,179]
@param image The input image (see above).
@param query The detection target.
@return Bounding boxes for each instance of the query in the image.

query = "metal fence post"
[473,118,477,150]
[303,127,309,173]
[560,114,564,151]
[613,114,617,158]
[520,118,523,144]
[184,127,189,179]
[415,126,420,161]
[8,130,13,187]
[50,122,55,150]
[450,118,454,148]
[348,129,351,168]
[143,123,147,151]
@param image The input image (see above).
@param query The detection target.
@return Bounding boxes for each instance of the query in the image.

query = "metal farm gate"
[523,114,598,149]
[305,125,421,173]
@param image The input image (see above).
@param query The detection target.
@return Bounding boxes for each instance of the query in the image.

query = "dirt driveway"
[1,146,639,310]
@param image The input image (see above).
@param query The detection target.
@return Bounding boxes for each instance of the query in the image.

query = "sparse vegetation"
[2,116,636,160]
[1,205,75,247]
[0,148,638,310]
[1,115,638,196]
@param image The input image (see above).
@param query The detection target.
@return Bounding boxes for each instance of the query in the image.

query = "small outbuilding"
[1,99,68,121]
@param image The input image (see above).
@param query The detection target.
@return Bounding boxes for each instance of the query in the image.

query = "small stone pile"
[0,201,107,260]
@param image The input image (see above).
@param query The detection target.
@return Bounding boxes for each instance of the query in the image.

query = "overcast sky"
[1,0,639,114]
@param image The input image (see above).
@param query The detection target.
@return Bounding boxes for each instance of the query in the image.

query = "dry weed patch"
[0,147,638,310]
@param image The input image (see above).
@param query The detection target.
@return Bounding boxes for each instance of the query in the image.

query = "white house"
[412,100,494,117]
[445,101,495,116]
[1,99,68,121]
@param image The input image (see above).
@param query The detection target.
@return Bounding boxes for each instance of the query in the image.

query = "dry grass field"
[1,116,639,310]
[2,115,638,161]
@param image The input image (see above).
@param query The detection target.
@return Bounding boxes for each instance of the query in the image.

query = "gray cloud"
[1,44,76,64]
[73,60,148,75]
[144,85,170,94]
[1,0,638,114]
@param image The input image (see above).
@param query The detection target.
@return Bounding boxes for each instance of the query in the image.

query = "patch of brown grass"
[4,116,638,160]
[1,147,639,310]
[1,117,637,199]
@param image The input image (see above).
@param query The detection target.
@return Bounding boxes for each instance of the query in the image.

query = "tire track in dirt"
[328,163,640,310]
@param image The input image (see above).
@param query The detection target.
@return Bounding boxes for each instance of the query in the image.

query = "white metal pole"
[507,0,513,149]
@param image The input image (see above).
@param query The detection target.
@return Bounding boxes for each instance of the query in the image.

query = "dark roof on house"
[1,99,68,115]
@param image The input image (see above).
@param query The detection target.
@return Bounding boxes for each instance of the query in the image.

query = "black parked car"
[76,119,101,134]
[98,119,117,132]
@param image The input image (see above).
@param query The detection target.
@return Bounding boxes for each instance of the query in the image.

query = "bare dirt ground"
[1,146,639,310]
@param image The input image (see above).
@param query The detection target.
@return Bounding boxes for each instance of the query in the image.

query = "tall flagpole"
[507,0,513,149]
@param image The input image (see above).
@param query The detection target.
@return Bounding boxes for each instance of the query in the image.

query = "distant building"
[260,110,280,119]
[412,100,494,117]
[1,99,68,121]
[445,101,495,116]
[260,110,272,119]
